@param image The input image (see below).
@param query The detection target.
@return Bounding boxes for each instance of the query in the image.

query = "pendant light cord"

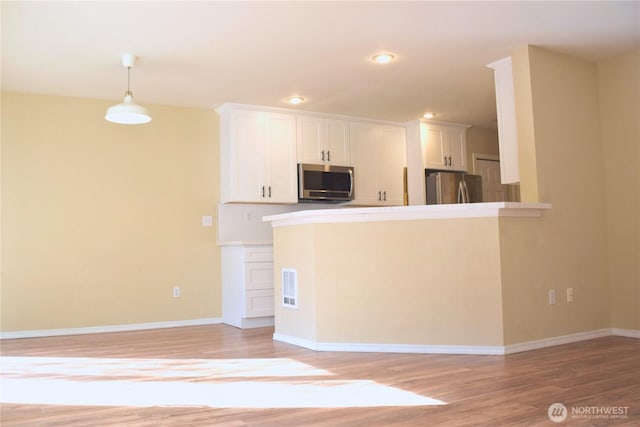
[126,67,132,97]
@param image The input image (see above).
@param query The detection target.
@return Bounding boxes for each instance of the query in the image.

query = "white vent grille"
[282,268,298,308]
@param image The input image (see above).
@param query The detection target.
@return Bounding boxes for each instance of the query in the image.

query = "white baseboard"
[611,328,640,339]
[4,322,637,351]
[503,328,612,354]
[273,333,505,355]
[275,328,640,356]
[273,333,319,351]
[222,316,274,329]
[0,318,222,340]
[316,342,504,355]
[240,316,275,329]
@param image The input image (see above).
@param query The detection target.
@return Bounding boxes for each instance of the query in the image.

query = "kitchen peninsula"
[264,202,551,355]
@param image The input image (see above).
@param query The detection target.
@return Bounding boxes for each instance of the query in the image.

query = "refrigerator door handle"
[463,181,470,203]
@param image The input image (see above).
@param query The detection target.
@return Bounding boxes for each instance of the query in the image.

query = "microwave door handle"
[348,169,354,196]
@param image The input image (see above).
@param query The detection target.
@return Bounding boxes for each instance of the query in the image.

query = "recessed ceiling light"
[286,96,305,105]
[422,112,436,119]
[372,52,396,64]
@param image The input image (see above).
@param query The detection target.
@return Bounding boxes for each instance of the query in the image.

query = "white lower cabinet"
[222,245,274,328]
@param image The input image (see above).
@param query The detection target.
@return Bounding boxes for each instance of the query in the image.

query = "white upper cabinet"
[297,115,351,166]
[219,105,297,204]
[405,119,471,205]
[422,122,469,172]
[350,122,407,206]
[487,56,520,184]
[349,122,379,205]
[264,113,298,202]
[219,103,407,205]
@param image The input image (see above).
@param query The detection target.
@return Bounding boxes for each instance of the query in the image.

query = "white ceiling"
[2,1,638,128]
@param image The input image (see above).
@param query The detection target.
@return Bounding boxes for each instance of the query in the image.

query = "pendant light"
[105,53,151,124]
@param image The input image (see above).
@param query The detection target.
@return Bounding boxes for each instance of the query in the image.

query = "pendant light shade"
[105,54,151,124]
[105,92,151,124]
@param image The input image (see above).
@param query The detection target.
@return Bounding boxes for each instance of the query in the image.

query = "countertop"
[263,202,552,227]
[217,240,273,247]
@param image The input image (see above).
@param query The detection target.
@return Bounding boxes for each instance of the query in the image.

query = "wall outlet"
[173,286,181,298]
[202,215,213,227]
[567,287,574,303]
[548,289,556,305]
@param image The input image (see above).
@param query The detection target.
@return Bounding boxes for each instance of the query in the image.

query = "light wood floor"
[1,325,638,426]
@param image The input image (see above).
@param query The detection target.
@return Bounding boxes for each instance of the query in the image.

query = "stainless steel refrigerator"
[426,171,483,204]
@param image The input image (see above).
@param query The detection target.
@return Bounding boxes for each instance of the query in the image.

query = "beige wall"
[274,219,505,346]
[597,50,640,330]
[1,92,220,331]
[465,126,499,171]
[273,224,317,341]
[501,46,612,343]
[512,46,539,203]
[499,215,610,344]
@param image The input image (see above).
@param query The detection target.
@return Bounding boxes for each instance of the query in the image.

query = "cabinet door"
[243,259,274,318]
[297,116,351,166]
[244,261,274,291]
[245,289,275,317]
[349,122,380,205]
[324,118,351,166]
[296,115,323,164]
[423,125,448,169]
[265,112,298,203]
[447,127,468,172]
[377,126,407,206]
[229,110,266,202]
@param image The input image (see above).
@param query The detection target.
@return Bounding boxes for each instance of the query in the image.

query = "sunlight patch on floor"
[1,377,444,408]
[0,356,332,378]
[1,356,446,408]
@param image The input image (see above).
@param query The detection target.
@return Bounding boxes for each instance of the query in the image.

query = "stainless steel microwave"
[298,163,354,203]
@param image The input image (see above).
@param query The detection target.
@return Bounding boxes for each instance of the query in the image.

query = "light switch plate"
[202,215,213,227]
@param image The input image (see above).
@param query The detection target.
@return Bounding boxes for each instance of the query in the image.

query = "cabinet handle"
[268,186,272,198]
[383,191,387,201]
[378,190,382,201]
[449,156,452,166]
[444,156,448,166]
[261,186,265,198]
[321,150,325,161]
[327,150,331,162]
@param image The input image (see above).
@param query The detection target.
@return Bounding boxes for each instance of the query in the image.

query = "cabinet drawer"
[244,262,274,290]
[245,289,275,318]
[245,247,273,263]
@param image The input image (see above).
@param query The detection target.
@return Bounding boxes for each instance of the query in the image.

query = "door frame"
[472,153,500,175]
[472,153,521,202]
